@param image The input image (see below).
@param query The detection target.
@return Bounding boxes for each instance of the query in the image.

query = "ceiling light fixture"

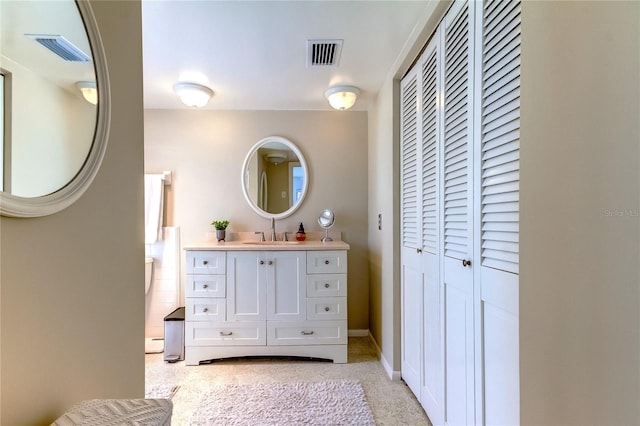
[76,81,98,105]
[267,153,287,165]
[173,82,213,108]
[324,85,360,110]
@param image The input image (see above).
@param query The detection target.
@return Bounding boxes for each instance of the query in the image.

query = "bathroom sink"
[241,241,301,245]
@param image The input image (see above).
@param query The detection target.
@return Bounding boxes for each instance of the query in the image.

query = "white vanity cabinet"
[184,243,349,365]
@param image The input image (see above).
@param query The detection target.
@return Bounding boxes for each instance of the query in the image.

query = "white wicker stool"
[52,398,172,426]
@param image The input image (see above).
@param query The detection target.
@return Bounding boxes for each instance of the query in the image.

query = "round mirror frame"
[241,136,309,220]
[0,0,111,218]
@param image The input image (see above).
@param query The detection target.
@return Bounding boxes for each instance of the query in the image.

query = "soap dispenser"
[296,223,306,241]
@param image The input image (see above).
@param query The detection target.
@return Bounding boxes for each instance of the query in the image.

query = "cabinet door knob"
[259,260,265,265]
[324,306,330,312]
[203,284,208,289]
[268,260,273,266]
[324,260,330,265]
[417,248,422,254]
[462,259,472,267]
[203,260,209,265]
[203,308,208,313]
[219,331,233,336]
[301,330,314,336]
[324,283,330,289]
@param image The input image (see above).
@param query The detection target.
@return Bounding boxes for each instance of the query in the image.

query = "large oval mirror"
[242,136,308,219]
[0,0,110,217]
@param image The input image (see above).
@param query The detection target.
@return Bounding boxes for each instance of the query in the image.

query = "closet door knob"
[462,259,472,267]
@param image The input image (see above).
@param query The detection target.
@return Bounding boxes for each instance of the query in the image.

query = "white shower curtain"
[144,174,164,244]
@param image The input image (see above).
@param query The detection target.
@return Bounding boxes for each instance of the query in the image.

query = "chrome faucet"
[270,217,277,241]
[255,231,265,242]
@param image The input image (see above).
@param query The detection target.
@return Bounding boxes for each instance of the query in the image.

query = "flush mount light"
[324,85,360,110]
[173,82,213,108]
[76,81,98,105]
[267,153,287,165]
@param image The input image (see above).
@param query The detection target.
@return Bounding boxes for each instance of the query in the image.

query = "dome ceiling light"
[324,85,360,110]
[173,82,213,108]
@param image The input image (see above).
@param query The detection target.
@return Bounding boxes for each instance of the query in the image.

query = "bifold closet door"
[401,24,446,422]
[474,0,521,424]
[441,1,475,424]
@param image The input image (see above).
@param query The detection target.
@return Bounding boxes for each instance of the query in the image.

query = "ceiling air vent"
[26,34,91,62]
[307,39,343,67]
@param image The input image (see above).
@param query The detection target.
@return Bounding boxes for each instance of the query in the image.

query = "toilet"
[145,257,154,294]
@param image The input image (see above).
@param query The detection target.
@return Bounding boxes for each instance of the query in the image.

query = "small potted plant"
[212,220,230,242]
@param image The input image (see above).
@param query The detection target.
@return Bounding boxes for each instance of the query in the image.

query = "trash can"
[164,307,185,363]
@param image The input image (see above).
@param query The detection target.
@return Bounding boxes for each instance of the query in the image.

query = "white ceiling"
[141,1,431,111]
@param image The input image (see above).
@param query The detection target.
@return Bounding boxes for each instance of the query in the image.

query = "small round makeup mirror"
[318,209,335,242]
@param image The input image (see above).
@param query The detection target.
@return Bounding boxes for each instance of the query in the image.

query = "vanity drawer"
[186,251,226,274]
[307,251,347,274]
[267,320,347,345]
[186,298,226,321]
[306,297,347,320]
[186,321,265,346]
[306,274,347,297]
[185,275,226,298]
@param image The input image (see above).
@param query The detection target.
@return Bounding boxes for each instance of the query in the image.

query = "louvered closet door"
[475,0,521,424]
[441,1,475,424]
[420,33,444,426]
[400,65,423,400]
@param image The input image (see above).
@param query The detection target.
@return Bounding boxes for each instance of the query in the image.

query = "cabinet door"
[227,252,266,321]
[267,251,306,321]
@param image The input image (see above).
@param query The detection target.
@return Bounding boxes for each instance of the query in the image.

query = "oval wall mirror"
[0,0,110,217]
[242,136,308,219]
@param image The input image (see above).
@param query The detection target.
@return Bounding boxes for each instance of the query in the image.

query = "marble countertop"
[184,239,350,251]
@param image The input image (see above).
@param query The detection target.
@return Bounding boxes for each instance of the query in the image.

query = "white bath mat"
[145,337,164,354]
[190,380,375,425]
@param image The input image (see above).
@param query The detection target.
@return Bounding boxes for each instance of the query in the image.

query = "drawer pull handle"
[301,331,314,336]
[219,331,233,336]
[203,284,208,289]
[324,260,330,265]
[324,283,330,289]
[203,308,208,313]
[203,260,209,265]
[324,306,330,312]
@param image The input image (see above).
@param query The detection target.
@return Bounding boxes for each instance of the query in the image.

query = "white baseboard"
[348,329,369,337]
[367,331,402,381]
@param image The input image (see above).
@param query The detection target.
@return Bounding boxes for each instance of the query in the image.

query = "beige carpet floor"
[145,336,431,425]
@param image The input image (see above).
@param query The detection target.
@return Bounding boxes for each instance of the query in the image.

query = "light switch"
[281,191,287,199]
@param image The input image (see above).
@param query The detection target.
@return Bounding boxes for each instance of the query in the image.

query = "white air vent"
[26,34,91,62]
[307,39,343,67]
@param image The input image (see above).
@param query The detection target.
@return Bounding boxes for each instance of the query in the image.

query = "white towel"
[144,174,164,244]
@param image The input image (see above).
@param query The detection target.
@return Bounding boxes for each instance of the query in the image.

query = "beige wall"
[0,1,145,424]
[520,1,640,424]
[144,109,370,330]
